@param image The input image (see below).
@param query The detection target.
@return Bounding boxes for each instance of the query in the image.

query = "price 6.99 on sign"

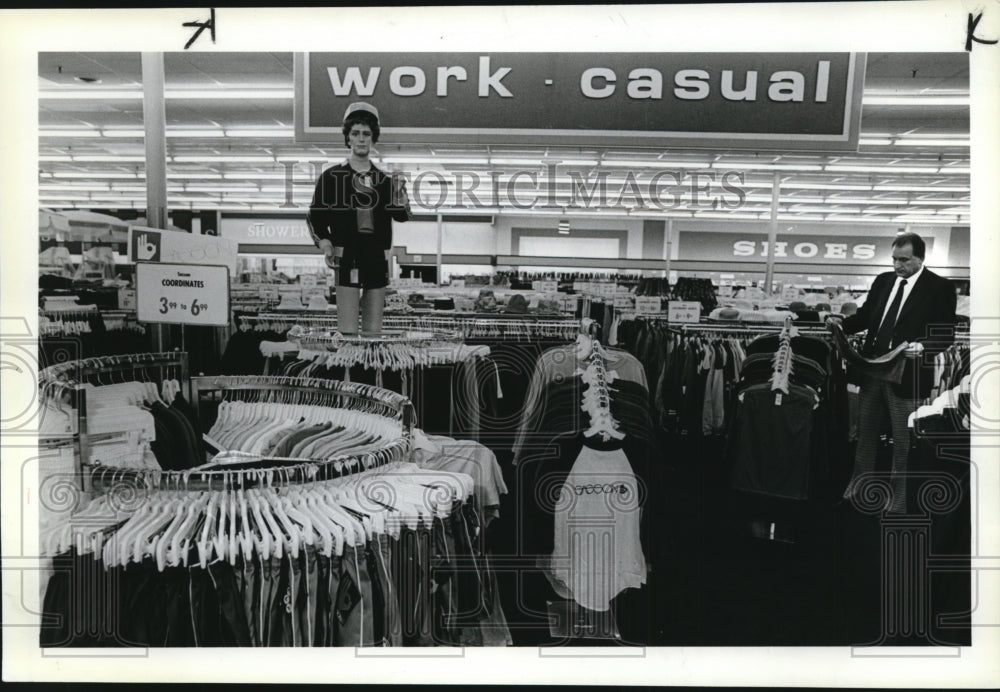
[136,262,230,326]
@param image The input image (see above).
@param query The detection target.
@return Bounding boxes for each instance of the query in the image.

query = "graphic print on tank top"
[540,446,646,612]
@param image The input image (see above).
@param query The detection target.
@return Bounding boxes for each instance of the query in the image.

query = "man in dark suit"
[829,232,956,512]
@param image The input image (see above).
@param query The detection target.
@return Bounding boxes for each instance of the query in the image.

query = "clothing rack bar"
[38,351,191,495]
[680,322,830,336]
[84,436,412,493]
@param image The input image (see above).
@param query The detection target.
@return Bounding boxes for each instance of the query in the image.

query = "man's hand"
[318,241,342,269]
[824,314,844,330]
[904,342,925,359]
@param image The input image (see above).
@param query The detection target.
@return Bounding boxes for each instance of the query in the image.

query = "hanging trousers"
[847,376,918,511]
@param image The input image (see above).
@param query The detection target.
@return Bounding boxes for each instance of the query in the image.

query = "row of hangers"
[769,317,798,399]
[42,462,475,569]
[238,312,581,341]
[384,316,581,341]
[201,375,412,423]
[575,319,625,442]
[207,400,400,455]
[41,351,187,390]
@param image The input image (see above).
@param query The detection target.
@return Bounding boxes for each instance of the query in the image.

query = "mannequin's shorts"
[337,244,389,289]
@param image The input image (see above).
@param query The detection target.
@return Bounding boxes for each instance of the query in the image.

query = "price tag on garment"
[118,287,137,311]
[258,285,279,301]
[781,284,800,302]
[614,295,633,310]
[561,295,577,312]
[635,296,663,315]
[136,262,230,326]
[667,300,701,323]
[534,280,558,293]
[385,293,407,310]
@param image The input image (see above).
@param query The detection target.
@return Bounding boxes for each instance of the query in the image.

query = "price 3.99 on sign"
[136,262,230,326]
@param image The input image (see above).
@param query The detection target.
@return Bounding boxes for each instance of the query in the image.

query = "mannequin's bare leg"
[360,287,386,336]
[336,285,361,334]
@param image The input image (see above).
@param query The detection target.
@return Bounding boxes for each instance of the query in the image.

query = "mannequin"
[307,102,412,335]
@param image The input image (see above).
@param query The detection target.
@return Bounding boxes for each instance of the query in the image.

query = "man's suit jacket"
[842,268,957,399]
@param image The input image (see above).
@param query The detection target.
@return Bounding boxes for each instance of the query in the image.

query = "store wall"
[949,226,970,268]
[393,220,497,255]
[491,214,645,258]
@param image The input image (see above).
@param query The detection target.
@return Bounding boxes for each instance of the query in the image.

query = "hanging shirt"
[540,445,646,612]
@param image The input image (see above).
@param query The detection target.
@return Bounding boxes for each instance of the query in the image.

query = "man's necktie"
[873,278,907,355]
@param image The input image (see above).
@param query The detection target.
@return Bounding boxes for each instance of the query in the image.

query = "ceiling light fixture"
[824,165,941,174]
[39,88,294,100]
[72,155,146,162]
[712,162,824,171]
[893,139,970,147]
[39,129,102,138]
[225,130,295,138]
[601,160,712,169]
[171,155,276,163]
[48,171,143,179]
[863,95,969,106]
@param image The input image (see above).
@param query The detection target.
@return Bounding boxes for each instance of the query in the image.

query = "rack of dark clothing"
[38,351,196,484]
[724,321,848,502]
[633,276,718,312]
[40,375,510,648]
[926,338,970,405]
[897,376,971,645]
[223,313,581,455]
[39,308,151,365]
[502,270,640,291]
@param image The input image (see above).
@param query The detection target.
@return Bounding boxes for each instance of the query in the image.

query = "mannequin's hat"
[343,102,380,124]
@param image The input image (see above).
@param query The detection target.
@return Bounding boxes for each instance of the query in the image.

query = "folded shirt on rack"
[829,322,910,384]
[412,432,508,522]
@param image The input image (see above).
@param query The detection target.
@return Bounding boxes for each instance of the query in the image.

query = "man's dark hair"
[342,113,380,147]
[892,232,926,259]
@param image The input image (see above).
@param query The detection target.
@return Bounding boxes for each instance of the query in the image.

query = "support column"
[665,218,673,279]
[141,52,168,230]
[436,213,443,286]
[763,171,781,293]
[141,52,168,351]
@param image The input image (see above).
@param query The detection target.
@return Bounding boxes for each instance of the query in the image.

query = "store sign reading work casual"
[676,231,933,265]
[296,52,864,151]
